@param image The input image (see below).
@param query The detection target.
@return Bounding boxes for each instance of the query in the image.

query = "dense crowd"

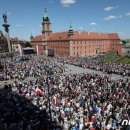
[0,73,130,130]
[0,55,64,81]
[0,55,130,130]
[57,56,130,76]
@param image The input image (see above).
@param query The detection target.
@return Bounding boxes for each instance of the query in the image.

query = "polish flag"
[32,87,43,95]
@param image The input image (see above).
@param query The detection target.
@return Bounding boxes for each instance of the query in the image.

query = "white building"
[122,42,130,57]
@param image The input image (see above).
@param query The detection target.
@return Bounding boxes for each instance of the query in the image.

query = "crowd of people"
[0,54,130,130]
[0,55,64,81]
[0,72,130,130]
[57,55,130,76]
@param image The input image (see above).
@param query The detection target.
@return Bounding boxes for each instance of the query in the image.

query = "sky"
[0,0,130,41]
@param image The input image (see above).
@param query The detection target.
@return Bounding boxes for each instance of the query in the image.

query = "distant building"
[0,30,26,54]
[10,37,26,52]
[31,9,121,57]
[122,42,130,57]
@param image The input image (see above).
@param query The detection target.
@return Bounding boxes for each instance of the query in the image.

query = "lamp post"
[2,13,12,61]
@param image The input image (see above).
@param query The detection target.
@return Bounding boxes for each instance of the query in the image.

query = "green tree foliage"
[23,41,32,48]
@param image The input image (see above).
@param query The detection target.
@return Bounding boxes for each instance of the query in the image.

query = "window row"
[73,45,109,50]
[72,40,119,44]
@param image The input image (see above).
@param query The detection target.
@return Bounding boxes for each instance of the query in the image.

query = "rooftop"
[123,42,130,48]
[31,31,120,42]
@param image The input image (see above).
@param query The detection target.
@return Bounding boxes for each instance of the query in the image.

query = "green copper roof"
[43,8,48,18]
[123,42,130,47]
[69,25,73,30]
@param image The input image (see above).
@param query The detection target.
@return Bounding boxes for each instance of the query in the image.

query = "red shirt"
[90,127,95,130]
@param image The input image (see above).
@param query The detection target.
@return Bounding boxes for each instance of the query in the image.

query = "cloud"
[16,24,24,27]
[90,22,97,26]
[60,0,76,7]
[126,12,130,16]
[104,6,118,11]
[104,15,117,20]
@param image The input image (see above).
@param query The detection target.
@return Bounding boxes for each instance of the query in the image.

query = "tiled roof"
[48,32,68,40]
[31,35,43,41]
[31,31,120,41]
[72,32,120,40]
[107,33,120,39]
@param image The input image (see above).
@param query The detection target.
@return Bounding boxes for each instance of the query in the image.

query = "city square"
[0,0,130,130]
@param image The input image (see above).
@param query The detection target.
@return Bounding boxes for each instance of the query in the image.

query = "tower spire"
[42,8,52,34]
[44,8,48,18]
[43,8,49,22]
[68,24,74,38]
[30,33,33,39]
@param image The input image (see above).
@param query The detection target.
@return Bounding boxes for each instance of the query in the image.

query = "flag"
[32,87,43,95]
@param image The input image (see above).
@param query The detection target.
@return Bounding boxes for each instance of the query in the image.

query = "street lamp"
[2,13,12,61]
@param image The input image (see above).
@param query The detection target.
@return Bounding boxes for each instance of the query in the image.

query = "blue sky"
[0,0,130,40]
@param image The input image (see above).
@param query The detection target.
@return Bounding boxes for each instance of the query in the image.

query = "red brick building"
[31,9,121,57]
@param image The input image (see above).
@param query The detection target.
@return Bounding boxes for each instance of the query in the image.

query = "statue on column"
[2,13,7,23]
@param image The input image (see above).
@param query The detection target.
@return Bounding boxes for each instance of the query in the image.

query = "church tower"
[42,8,52,34]
[68,25,74,38]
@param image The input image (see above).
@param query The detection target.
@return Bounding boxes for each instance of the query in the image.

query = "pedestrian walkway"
[64,64,130,81]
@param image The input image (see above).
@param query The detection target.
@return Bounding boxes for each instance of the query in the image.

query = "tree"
[23,41,32,48]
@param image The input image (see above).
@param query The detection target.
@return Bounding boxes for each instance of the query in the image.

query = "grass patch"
[116,56,130,64]
[100,54,130,64]
[100,55,120,63]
